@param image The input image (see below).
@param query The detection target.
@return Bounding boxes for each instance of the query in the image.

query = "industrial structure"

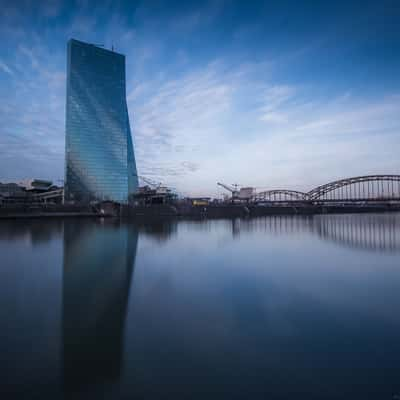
[0,179,62,205]
[132,176,177,205]
[64,39,138,204]
[217,182,255,201]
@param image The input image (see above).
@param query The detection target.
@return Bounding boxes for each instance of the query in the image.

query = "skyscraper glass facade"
[64,39,138,203]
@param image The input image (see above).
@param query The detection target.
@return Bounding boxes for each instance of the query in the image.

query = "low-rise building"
[18,179,54,192]
[0,179,62,205]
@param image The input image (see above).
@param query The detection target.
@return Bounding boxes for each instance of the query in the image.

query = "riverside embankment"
[122,202,400,219]
[2,202,400,219]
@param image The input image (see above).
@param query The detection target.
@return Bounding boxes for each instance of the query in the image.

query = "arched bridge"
[253,189,308,202]
[308,175,400,201]
[252,175,400,203]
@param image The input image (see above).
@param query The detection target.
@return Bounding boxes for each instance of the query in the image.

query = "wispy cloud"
[0,60,14,76]
[128,61,236,192]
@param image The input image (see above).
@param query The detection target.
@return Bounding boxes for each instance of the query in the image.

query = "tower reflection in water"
[62,219,138,395]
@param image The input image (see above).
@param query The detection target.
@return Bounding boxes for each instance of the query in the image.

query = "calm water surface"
[1,214,400,399]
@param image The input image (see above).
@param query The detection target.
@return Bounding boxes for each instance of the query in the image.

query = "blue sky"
[0,0,399,196]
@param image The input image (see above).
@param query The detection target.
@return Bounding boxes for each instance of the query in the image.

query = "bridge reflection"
[62,219,138,394]
[313,214,400,252]
[232,214,400,252]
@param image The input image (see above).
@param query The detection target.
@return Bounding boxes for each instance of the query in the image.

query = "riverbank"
[0,204,101,219]
[122,202,400,219]
[1,202,400,219]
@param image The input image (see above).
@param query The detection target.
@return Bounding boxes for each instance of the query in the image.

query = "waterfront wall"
[0,204,98,219]
[1,202,400,219]
[123,203,400,219]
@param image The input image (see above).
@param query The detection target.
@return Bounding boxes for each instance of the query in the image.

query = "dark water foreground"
[1,214,400,399]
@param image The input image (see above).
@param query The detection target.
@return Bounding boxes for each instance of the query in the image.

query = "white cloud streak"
[0,60,14,76]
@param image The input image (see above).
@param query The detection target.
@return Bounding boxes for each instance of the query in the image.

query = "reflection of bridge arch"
[231,214,400,252]
[308,175,400,200]
[231,215,313,235]
[313,214,400,252]
[253,189,308,202]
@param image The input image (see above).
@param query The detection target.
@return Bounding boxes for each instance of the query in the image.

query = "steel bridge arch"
[253,189,308,201]
[307,175,400,200]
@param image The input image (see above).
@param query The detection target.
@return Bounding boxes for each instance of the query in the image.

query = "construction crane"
[138,175,162,189]
[217,182,240,199]
[137,175,176,196]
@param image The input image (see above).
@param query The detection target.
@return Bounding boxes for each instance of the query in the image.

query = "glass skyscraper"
[64,39,138,203]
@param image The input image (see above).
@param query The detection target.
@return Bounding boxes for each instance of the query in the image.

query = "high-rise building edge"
[64,39,138,203]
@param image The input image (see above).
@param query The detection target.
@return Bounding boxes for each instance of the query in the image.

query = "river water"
[1,214,400,399]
